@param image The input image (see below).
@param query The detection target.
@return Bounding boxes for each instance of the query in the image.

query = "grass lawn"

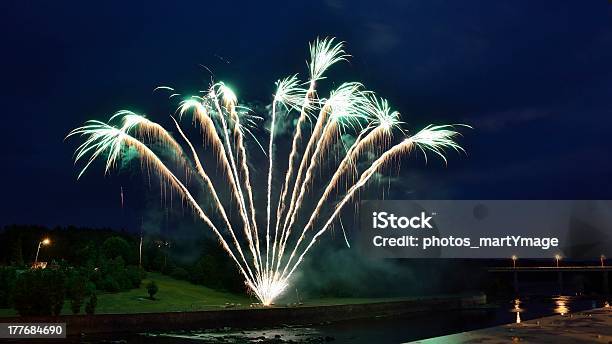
[0,272,254,317]
[0,272,433,317]
[95,272,254,314]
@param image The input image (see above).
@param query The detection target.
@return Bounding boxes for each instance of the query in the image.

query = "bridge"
[487,266,611,293]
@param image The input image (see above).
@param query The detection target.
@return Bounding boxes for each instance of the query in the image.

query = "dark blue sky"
[1,1,611,230]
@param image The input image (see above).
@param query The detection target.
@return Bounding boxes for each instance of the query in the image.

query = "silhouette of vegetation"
[0,225,245,316]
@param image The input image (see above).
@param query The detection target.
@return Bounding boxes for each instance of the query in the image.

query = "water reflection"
[510,298,523,323]
[508,295,610,323]
[553,296,570,316]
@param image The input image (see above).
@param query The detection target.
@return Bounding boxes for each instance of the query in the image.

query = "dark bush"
[0,267,18,308]
[125,266,144,288]
[101,275,120,292]
[12,268,66,316]
[12,270,50,316]
[46,269,66,316]
[75,242,97,267]
[66,272,87,314]
[146,281,158,300]
[106,256,125,272]
[189,255,219,287]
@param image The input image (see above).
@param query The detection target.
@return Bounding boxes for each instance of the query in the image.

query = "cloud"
[325,0,346,10]
[363,22,401,54]
[469,107,551,132]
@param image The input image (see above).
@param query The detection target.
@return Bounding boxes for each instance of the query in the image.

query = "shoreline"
[413,305,612,343]
[2,294,485,336]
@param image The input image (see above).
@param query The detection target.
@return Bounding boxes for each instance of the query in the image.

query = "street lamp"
[511,255,517,268]
[555,254,561,268]
[35,238,51,264]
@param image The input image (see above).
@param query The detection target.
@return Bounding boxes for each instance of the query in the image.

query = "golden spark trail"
[115,112,182,154]
[284,125,463,280]
[179,101,236,184]
[269,75,310,273]
[227,100,262,274]
[279,81,367,267]
[211,90,262,278]
[274,38,346,270]
[281,125,390,276]
[266,100,278,272]
[171,117,256,282]
[121,134,256,291]
[273,85,315,268]
[180,101,261,280]
[283,138,415,280]
[179,101,224,151]
[276,102,329,271]
[279,117,336,264]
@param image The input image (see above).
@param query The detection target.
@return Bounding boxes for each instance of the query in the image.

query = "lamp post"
[555,254,561,268]
[35,238,51,264]
[139,234,143,268]
[602,255,609,295]
[511,255,519,293]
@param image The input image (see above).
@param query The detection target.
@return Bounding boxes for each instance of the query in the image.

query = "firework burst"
[68,37,468,305]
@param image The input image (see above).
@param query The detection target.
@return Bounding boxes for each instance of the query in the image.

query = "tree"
[85,293,97,315]
[12,269,65,316]
[0,267,17,308]
[101,236,133,263]
[67,272,87,314]
[125,266,145,288]
[75,242,97,267]
[146,281,158,300]
[8,237,24,266]
[45,269,66,316]
[12,270,50,316]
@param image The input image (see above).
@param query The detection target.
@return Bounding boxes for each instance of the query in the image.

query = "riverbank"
[413,305,612,343]
[1,294,485,336]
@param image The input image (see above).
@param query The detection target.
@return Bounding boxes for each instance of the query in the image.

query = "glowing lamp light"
[555,254,562,267]
[34,237,52,265]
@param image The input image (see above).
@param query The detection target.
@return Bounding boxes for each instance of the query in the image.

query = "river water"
[88,295,609,343]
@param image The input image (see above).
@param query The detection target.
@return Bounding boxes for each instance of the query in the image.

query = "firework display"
[68,38,466,305]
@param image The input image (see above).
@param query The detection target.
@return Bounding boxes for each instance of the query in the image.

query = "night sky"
[1,1,611,230]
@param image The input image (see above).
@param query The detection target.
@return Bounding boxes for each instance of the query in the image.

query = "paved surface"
[411,306,612,343]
